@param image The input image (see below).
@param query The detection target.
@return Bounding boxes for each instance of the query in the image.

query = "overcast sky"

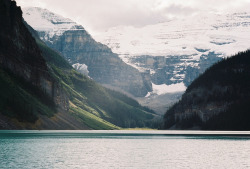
[16,0,250,35]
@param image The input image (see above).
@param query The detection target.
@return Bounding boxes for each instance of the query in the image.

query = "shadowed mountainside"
[163,50,250,130]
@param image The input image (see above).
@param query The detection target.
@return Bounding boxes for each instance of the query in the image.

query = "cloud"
[15,0,250,34]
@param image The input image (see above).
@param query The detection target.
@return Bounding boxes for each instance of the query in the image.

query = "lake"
[1,130,250,169]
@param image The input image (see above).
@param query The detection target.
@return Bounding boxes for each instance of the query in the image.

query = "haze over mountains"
[22,7,250,114]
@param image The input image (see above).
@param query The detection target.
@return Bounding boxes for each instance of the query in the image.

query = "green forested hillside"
[163,50,250,130]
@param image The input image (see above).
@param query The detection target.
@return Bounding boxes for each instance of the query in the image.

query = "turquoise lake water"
[1,130,250,168]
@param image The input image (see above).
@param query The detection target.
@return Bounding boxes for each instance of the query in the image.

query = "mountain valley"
[0,0,158,129]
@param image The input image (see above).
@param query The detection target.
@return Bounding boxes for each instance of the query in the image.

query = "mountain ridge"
[23,7,152,97]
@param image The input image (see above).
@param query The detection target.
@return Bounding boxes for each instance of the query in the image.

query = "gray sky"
[16,0,250,35]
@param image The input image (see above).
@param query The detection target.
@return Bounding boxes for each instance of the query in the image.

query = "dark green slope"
[0,0,56,129]
[0,66,55,123]
[36,34,158,129]
[0,0,158,129]
[163,50,250,130]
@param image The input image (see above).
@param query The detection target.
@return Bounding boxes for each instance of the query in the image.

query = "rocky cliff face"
[51,30,152,96]
[96,12,250,97]
[0,0,68,111]
[130,52,221,87]
[23,7,152,97]
[163,50,250,130]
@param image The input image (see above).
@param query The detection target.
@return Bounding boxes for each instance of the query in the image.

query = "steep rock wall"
[0,0,68,111]
[46,30,152,96]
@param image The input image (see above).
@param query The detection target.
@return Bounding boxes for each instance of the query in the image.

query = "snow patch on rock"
[146,82,186,97]
[72,63,89,76]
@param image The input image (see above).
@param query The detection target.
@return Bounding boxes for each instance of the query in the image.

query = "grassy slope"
[36,37,158,129]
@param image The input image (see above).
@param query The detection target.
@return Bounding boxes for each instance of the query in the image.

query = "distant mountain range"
[163,50,250,130]
[0,0,158,129]
[95,12,250,94]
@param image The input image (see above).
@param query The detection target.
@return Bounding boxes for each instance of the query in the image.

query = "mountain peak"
[23,7,84,42]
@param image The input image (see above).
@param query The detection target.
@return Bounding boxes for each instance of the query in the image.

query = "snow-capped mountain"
[23,7,84,43]
[23,7,152,98]
[96,12,250,57]
[94,12,250,96]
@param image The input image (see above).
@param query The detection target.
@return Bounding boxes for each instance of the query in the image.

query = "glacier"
[94,12,250,95]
